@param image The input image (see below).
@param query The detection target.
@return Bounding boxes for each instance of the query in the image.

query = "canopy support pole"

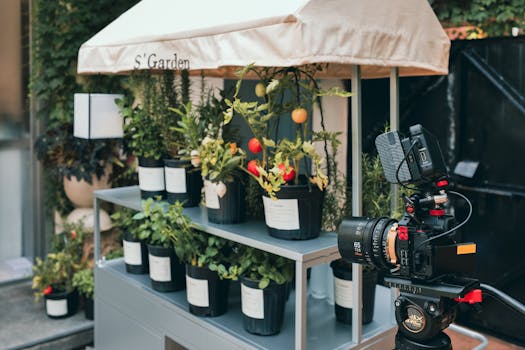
[389,67,400,215]
[351,65,363,344]
[389,67,401,325]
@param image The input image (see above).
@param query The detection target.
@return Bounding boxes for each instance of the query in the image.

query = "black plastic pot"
[123,231,149,274]
[263,182,323,240]
[330,261,377,325]
[84,295,94,320]
[205,179,245,225]
[240,276,288,335]
[164,159,203,207]
[44,289,78,319]
[186,264,229,317]
[138,157,165,200]
[147,245,185,292]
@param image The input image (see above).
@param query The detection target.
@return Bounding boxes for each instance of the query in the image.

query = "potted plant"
[112,207,149,274]
[227,64,351,239]
[173,216,238,316]
[236,247,294,335]
[72,268,94,320]
[198,134,246,224]
[119,72,168,199]
[32,227,85,319]
[133,198,186,292]
[35,122,120,208]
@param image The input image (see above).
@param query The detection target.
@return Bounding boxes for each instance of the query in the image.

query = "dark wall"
[350,37,525,345]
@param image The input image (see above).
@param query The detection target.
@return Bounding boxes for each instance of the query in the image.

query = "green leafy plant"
[236,246,294,289]
[133,198,178,248]
[72,268,94,299]
[118,72,168,159]
[226,64,351,198]
[111,207,142,240]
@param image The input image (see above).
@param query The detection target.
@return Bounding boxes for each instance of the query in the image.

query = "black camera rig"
[338,125,483,349]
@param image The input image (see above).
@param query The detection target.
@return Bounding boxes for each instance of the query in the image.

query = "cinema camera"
[338,125,482,350]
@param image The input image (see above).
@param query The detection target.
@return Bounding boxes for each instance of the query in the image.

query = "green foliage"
[105,247,124,260]
[111,207,142,240]
[32,0,138,214]
[346,153,407,220]
[236,247,294,289]
[35,122,121,183]
[133,198,178,248]
[315,131,347,231]
[432,0,525,37]
[118,72,168,159]
[72,268,94,298]
[32,223,87,300]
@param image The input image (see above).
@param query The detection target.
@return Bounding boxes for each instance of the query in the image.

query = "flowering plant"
[225,64,351,198]
[32,225,85,300]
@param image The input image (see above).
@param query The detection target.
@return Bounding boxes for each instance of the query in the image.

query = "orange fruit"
[291,108,308,124]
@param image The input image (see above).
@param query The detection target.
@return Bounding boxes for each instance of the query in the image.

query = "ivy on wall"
[31,0,139,215]
[431,0,525,37]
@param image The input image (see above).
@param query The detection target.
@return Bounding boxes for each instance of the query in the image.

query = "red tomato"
[248,138,262,154]
[278,163,296,182]
[43,286,53,295]
[71,230,77,240]
[247,160,260,176]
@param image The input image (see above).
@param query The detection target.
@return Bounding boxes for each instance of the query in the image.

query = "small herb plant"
[72,268,94,299]
[111,207,142,240]
[133,198,178,248]
[118,72,168,160]
[226,64,351,198]
[236,246,294,289]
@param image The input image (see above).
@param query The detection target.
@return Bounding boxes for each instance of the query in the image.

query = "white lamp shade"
[74,93,124,139]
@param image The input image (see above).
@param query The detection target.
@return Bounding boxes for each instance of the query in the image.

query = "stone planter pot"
[63,164,112,208]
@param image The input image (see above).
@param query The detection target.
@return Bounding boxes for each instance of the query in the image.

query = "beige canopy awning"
[77,0,450,78]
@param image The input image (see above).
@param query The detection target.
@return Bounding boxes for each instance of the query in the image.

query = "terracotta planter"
[63,164,112,208]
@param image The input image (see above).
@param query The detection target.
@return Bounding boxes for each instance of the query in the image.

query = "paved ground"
[445,329,524,350]
[0,281,92,350]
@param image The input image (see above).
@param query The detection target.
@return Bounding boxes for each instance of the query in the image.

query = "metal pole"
[389,67,400,215]
[351,65,363,344]
[94,197,101,265]
[295,261,307,350]
[389,67,401,325]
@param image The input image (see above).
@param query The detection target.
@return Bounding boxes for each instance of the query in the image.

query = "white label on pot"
[46,299,68,317]
[123,240,142,265]
[138,166,165,191]
[204,180,220,209]
[334,276,353,309]
[148,255,171,282]
[186,275,209,307]
[165,167,187,193]
[262,196,300,230]
[241,283,264,319]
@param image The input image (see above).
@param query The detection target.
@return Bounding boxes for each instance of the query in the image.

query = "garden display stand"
[93,186,396,349]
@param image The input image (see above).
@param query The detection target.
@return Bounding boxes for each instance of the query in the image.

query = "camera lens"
[338,217,398,270]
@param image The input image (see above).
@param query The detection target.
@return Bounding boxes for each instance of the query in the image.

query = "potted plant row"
[119,71,226,207]
[121,196,295,334]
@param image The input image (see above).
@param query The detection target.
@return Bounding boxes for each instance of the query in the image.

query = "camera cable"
[479,283,525,318]
[413,190,473,252]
